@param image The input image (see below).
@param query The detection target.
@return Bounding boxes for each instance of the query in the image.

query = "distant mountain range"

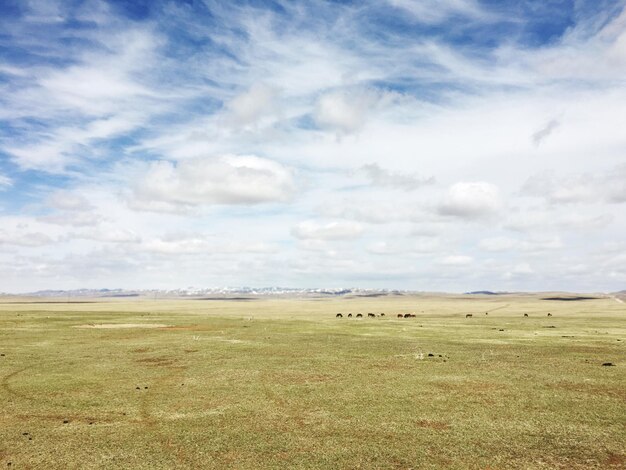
[1,287,623,298]
[0,287,410,298]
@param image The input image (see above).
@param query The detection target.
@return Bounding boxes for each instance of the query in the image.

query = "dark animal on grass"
[547,313,552,317]
[368,313,375,318]
[380,313,385,317]
[524,313,529,317]
[336,313,343,318]
[397,314,403,318]
[485,312,488,315]
[404,313,412,318]
[356,313,363,318]
[466,314,472,318]
[348,313,352,317]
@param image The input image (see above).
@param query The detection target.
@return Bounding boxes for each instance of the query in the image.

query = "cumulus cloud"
[313,88,398,135]
[522,165,626,205]
[131,155,296,211]
[438,182,502,218]
[291,220,364,240]
[358,163,434,190]
[522,172,595,204]
[39,190,102,226]
[0,230,53,247]
[142,235,277,255]
[226,83,278,127]
[38,212,102,227]
[47,191,94,212]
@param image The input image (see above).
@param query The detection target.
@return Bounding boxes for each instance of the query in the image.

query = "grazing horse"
[524,313,529,317]
[336,313,343,318]
[466,314,473,318]
[380,313,385,317]
[348,313,352,318]
[356,313,363,318]
[547,313,552,317]
[368,313,375,318]
[404,313,411,318]
[397,314,403,318]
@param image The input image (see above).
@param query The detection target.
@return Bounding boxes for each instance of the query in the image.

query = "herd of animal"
[335,312,416,318]
[337,312,554,318]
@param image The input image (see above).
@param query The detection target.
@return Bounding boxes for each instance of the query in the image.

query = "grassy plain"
[0,294,624,469]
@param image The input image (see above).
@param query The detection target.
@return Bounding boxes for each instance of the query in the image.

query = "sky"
[0,0,625,293]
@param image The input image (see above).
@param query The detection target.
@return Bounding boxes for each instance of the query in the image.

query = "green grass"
[0,295,624,469]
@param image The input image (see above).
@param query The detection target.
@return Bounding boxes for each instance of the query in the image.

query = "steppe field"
[0,294,624,469]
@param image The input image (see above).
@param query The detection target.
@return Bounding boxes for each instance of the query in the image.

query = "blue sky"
[0,0,625,293]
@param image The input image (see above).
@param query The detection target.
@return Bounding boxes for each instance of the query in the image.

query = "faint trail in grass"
[137,365,193,466]
[486,304,510,313]
[1,367,34,402]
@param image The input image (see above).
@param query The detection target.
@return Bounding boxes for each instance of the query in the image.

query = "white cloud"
[130,155,296,211]
[291,220,364,240]
[47,191,94,212]
[439,255,473,266]
[358,163,434,190]
[367,238,440,255]
[522,165,626,205]
[69,228,141,244]
[0,173,12,189]
[532,119,560,146]
[314,88,398,134]
[385,0,490,24]
[0,230,53,247]
[38,212,102,227]
[226,83,278,127]
[142,235,277,255]
[438,182,502,219]
[480,235,563,253]
[479,236,518,252]
[319,199,429,224]
[504,262,534,279]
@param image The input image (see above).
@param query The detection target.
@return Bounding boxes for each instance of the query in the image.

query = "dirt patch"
[606,453,626,467]
[416,419,449,430]
[73,323,170,329]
